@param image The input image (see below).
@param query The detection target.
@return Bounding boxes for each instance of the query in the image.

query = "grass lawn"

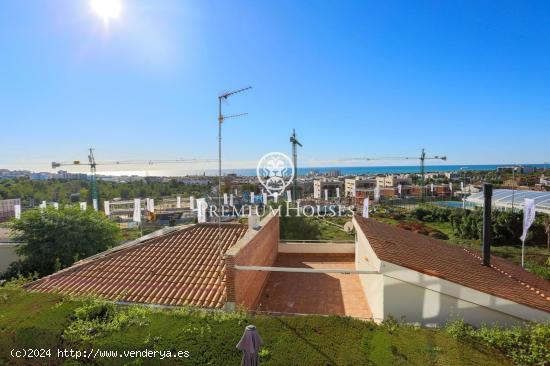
[311,217,355,241]
[0,287,515,366]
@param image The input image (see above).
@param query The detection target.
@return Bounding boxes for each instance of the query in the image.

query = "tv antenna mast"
[290,129,303,200]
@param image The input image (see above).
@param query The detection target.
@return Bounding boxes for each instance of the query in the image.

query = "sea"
[180,163,548,177]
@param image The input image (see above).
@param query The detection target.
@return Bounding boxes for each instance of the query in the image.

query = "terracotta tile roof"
[355,216,550,313]
[26,223,248,308]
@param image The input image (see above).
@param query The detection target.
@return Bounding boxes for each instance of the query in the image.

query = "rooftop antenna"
[217,86,251,262]
[290,129,302,200]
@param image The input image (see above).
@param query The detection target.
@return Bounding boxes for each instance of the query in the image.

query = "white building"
[344,178,376,197]
[375,175,412,188]
[313,179,343,199]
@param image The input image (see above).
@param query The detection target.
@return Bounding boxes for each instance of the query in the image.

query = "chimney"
[248,214,261,231]
[482,183,492,266]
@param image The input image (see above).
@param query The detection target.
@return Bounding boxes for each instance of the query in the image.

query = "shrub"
[64,299,149,342]
[527,261,550,280]
[380,315,400,334]
[412,206,452,222]
[445,318,474,341]
[446,319,550,365]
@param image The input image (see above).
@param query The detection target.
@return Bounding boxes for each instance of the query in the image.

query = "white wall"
[382,261,550,326]
[353,218,384,321]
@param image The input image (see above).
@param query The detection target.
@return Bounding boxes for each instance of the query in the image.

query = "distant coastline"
[216,163,549,177]
[2,163,548,178]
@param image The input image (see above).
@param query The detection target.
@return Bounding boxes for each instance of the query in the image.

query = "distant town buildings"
[0,198,20,221]
[344,178,376,197]
[313,179,344,199]
[375,175,412,188]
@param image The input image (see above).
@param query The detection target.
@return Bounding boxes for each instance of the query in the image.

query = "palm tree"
[545,218,550,251]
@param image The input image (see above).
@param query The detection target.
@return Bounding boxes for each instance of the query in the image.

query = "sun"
[90,0,122,25]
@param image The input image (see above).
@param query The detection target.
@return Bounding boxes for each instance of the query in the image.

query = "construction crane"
[289,129,302,200]
[345,148,447,201]
[52,148,216,205]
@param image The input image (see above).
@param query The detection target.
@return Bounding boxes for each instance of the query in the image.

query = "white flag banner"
[460,182,464,191]
[449,182,453,191]
[197,198,207,223]
[93,199,98,211]
[274,192,279,203]
[14,204,21,219]
[133,199,141,223]
[229,194,234,207]
[149,199,155,213]
[520,198,536,267]
[362,197,369,218]
[104,201,110,216]
[53,202,59,210]
[234,189,238,196]
[176,196,181,208]
[324,189,328,201]
[189,196,195,210]
[286,190,292,202]
[352,185,356,197]
[374,186,380,202]
[80,202,87,211]
[250,192,255,204]
[430,183,434,193]
[336,187,340,198]
[263,192,268,206]
[521,199,536,242]
[314,186,320,199]
[398,184,402,195]
[223,193,228,205]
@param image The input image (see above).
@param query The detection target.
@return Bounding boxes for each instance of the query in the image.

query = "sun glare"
[90,0,122,25]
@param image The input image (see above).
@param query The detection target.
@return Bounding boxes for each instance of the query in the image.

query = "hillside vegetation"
[0,177,210,206]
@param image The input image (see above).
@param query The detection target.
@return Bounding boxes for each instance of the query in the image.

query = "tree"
[3,206,121,279]
[275,202,321,240]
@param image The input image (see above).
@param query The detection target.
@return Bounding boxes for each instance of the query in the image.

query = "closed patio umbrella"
[236,325,263,366]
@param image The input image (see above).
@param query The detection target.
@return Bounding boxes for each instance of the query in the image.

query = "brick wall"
[225,214,279,309]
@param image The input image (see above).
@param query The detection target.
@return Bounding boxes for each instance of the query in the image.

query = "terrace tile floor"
[254,253,372,319]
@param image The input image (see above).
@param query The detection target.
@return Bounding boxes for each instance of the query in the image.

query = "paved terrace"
[254,253,372,319]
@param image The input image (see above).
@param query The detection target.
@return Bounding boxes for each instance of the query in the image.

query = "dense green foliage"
[275,203,322,240]
[2,207,120,279]
[445,318,550,366]
[411,205,548,246]
[0,287,516,365]
[0,177,210,205]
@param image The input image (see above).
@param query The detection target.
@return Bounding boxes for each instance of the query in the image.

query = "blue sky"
[1,0,549,174]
